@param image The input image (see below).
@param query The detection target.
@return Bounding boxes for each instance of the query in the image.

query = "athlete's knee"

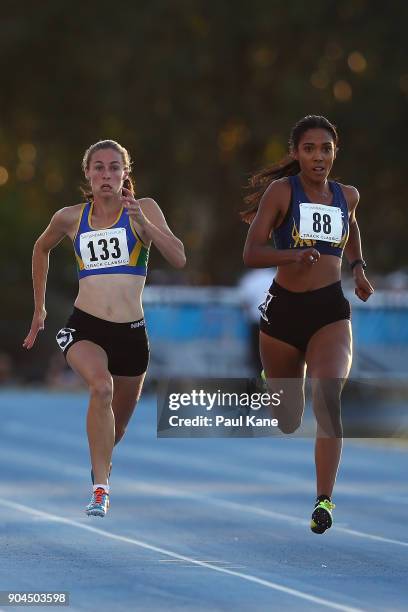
[278,417,302,434]
[312,379,342,408]
[272,395,304,434]
[89,376,113,403]
[312,378,343,436]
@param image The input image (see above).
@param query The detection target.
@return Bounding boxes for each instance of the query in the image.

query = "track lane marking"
[0,498,366,612]
[3,423,408,503]
[1,446,407,548]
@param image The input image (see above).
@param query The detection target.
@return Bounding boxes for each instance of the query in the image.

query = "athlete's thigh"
[66,340,110,386]
[260,331,305,378]
[111,373,146,430]
[306,319,352,379]
[259,330,306,426]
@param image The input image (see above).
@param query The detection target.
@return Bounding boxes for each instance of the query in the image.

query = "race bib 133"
[79,227,130,269]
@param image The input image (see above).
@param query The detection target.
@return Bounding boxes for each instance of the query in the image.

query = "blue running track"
[0,389,407,612]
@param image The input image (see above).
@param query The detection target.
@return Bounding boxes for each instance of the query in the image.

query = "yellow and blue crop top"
[73,202,149,279]
[273,175,349,257]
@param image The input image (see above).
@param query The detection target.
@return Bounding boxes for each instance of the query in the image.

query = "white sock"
[93,484,110,493]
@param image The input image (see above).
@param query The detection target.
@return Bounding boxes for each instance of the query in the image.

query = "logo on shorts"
[130,320,145,329]
[56,327,76,350]
[258,292,275,322]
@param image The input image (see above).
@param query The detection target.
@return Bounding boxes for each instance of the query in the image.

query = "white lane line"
[4,422,407,503]
[0,498,365,612]
[331,527,408,546]
[196,496,408,548]
[1,446,408,549]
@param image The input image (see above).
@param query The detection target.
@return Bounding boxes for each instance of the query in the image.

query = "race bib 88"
[79,227,130,270]
[299,203,343,243]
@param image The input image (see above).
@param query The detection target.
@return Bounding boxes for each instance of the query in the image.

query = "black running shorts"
[56,307,149,376]
[259,280,351,353]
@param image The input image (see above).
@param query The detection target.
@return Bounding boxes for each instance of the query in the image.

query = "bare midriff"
[275,254,342,292]
[64,203,147,322]
[74,274,146,322]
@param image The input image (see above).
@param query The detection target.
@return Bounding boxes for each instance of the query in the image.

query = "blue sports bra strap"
[331,181,347,210]
[81,202,91,230]
[330,180,339,200]
[74,202,89,242]
[289,174,300,200]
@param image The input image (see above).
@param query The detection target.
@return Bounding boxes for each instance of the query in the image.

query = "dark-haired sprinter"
[242,115,374,534]
[24,140,186,517]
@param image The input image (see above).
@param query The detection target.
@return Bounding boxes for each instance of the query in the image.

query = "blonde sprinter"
[24,140,186,517]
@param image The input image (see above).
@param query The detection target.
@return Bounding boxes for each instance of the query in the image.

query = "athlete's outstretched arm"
[23,209,70,349]
[243,180,319,268]
[343,186,374,302]
[121,189,186,268]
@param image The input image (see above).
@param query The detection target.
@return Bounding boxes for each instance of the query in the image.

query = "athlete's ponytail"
[122,176,135,196]
[241,157,300,224]
[241,115,338,224]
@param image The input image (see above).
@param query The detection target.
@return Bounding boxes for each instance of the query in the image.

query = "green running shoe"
[260,369,267,389]
[310,498,335,534]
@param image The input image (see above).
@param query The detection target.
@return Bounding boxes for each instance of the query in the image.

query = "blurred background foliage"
[1,0,407,375]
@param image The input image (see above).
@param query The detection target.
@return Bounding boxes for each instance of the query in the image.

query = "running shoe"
[85,487,110,518]
[91,463,112,485]
[260,369,268,390]
[310,498,335,534]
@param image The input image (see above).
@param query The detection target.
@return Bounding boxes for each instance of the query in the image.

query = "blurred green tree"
[1,0,407,374]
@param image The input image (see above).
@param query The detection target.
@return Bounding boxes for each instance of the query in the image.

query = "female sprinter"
[242,115,374,534]
[23,140,186,517]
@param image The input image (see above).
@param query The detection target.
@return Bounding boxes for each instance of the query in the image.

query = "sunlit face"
[293,128,336,180]
[85,148,128,198]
